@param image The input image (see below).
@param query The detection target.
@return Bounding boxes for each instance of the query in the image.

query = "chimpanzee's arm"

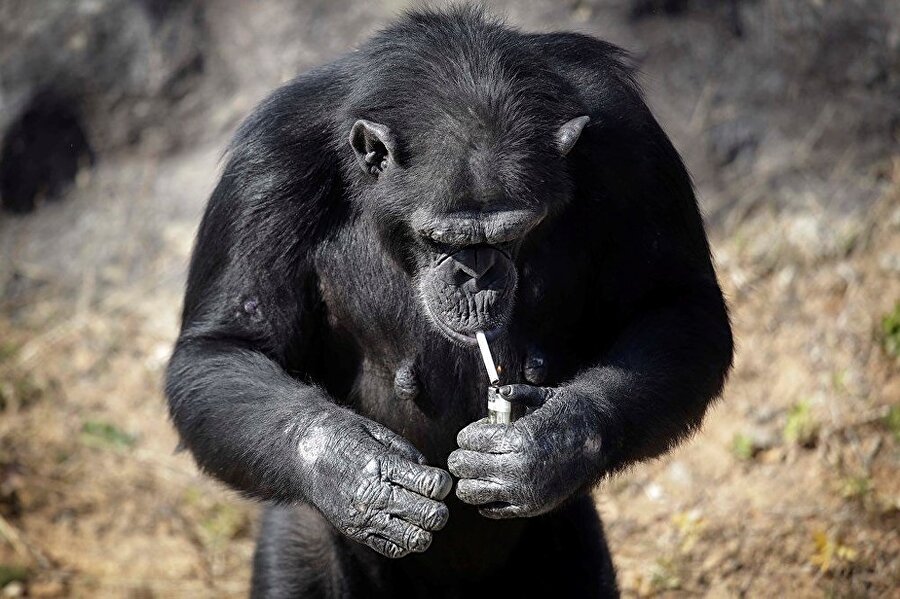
[450,282,731,518]
[166,74,451,557]
[449,33,733,518]
[449,202,732,519]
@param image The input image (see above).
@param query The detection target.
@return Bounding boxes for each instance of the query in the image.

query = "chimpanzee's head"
[344,13,589,346]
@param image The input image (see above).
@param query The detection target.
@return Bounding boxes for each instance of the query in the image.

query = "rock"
[0,0,209,212]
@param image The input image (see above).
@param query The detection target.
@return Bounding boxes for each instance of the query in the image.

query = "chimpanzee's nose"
[450,247,497,280]
[441,246,513,291]
[434,245,514,294]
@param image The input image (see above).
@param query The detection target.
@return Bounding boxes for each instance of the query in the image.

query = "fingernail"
[499,385,512,397]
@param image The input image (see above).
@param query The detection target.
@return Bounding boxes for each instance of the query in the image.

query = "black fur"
[166,6,733,598]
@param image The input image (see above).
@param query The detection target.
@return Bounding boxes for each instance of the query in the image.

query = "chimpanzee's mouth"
[419,245,517,347]
[423,302,504,346]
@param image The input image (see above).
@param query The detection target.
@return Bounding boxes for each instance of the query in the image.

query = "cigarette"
[475,331,500,385]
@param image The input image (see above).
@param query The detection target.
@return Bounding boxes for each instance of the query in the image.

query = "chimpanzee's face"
[348,114,588,346]
[413,214,533,347]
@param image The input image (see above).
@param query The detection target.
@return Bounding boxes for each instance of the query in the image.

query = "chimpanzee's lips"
[423,301,504,347]
[419,245,517,347]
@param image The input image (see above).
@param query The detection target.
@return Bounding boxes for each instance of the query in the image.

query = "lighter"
[475,331,513,424]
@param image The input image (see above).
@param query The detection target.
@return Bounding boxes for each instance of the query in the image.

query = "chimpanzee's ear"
[556,116,590,156]
[349,119,397,176]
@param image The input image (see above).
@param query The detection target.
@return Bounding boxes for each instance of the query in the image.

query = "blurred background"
[0,0,898,596]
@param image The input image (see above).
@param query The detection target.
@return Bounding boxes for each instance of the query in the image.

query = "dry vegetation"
[599,170,900,596]
[1,1,898,597]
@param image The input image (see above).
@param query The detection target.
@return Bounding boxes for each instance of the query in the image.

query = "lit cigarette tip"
[475,331,500,386]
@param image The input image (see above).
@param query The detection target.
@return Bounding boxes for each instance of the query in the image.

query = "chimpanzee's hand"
[298,410,452,558]
[447,384,604,519]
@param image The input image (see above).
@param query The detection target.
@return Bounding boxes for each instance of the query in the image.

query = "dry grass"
[601,162,900,597]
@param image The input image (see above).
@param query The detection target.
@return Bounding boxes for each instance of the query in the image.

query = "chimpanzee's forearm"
[166,336,454,557]
[166,338,336,503]
[572,284,734,475]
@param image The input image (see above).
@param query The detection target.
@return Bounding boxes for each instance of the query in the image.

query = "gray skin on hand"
[447,384,604,519]
[297,409,453,558]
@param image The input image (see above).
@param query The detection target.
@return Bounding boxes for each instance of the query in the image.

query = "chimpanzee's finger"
[478,502,531,520]
[386,486,450,531]
[365,534,410,559]
[370,512,433,554]
[447,449,511,480]
[363,514,432,558]
[367,422,428,465]
[456,420,524,453]
[455,479,508,505]
[381,455,453,500]
[497,384,551,408]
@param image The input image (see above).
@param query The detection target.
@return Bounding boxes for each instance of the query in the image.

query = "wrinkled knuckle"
[343,523,362,539]
[412,530,432,552]
[488,427,504,445]
[418,503,436,528]
[354,476,384,509]
[413,471,432,496]
[423,471,447,497]
[424,502,449,530]
[400,460,422,485]
[455,485,468,502]
[371,540,390,557]
[377,455,396,480]
[357,506,381,531]
[523,425,538,443]
[363,455,381,476]
[458,424,484,449]
[386,482,401,503]
[402,527,417,549]
[503,431,524,452]
[446,452,461,474]
[432,471,452,499]
[399,524,429,553]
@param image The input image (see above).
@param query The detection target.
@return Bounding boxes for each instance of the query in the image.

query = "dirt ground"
[1,1,898,597]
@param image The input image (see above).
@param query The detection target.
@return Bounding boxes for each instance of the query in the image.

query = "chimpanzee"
[165,6,733,598]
